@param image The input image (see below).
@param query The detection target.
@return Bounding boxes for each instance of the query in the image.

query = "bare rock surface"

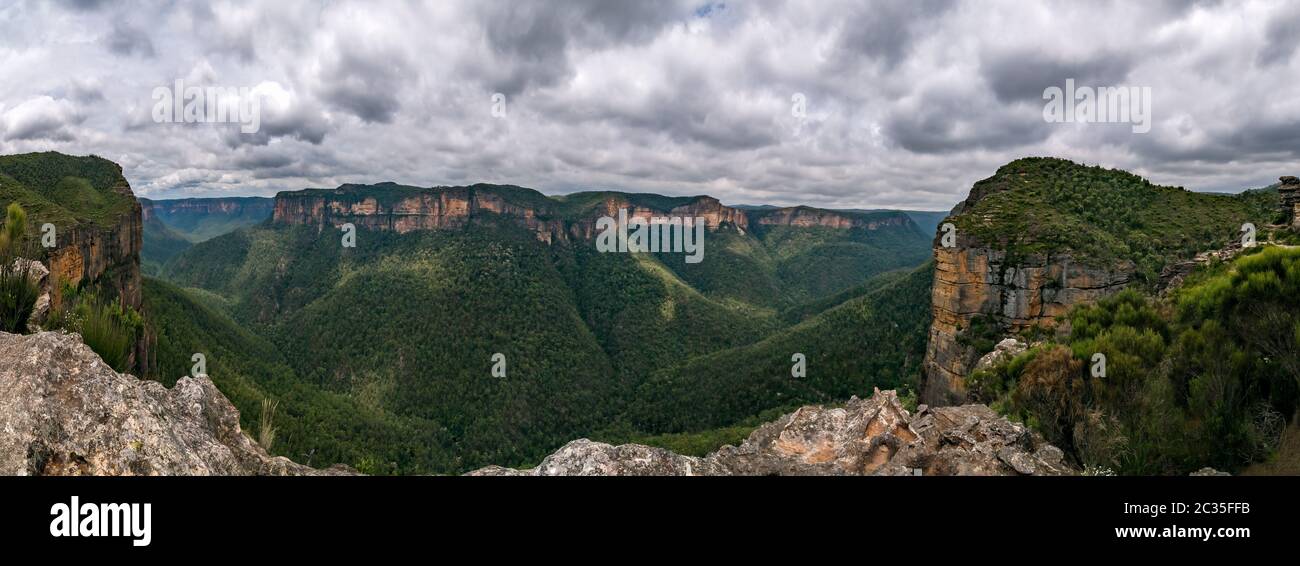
[469,389,1074,476]
[974,338,1029,373]
[0,331,351,476]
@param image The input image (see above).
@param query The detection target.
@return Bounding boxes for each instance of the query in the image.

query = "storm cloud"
[0,0,1297,208]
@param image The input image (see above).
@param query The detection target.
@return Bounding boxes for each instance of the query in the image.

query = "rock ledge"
[0,331,350,476]
[470,389,1075,476]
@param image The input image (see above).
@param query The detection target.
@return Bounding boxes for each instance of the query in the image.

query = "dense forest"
[152,194,934,473]
[0,153,135,228]
[953,157,1279,285]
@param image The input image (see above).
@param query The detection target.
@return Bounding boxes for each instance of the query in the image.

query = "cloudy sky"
[1,0,1298,210]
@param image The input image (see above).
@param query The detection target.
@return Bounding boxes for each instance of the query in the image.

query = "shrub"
[258,398,278,451]
[61,295,141,372]
[1011,345,1088,454]
[0,203,38,334]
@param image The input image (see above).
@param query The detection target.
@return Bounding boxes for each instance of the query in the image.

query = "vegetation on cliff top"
[0,204,39,334]
[0,152,135,229]
[952,157,1277,284]
[972,245,1300,474]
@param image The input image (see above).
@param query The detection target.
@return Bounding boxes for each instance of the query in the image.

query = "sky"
[0,0,1298,210]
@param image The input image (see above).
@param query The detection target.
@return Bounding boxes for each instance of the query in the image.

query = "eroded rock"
[974,338,1029,373]
[469,389,1075,477]
[0,331,352,476]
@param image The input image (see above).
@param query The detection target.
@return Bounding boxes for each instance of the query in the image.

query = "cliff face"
[921,164,1293,406]
[274,184,575,243]
[47,189,143,312]
[272,184,913,243]
[470,389,1074,476]
[922,239,1133,404]
[1282,176,1300,230]
[0,331,350,476]
[751,206,912,230]
[563,194,752,240]
[140,196,273,223]
[39,170,149,375]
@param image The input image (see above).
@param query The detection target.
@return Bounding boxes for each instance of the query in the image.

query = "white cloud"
[1,0,1297,205]
[1,96,84,142]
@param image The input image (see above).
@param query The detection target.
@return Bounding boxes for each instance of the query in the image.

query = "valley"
[132,172,937,473]
[4,151,1298,477]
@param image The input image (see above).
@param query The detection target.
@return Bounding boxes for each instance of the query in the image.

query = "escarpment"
[750,206,913,230]
[46,199,143,313]
[919,158,1276,406]
[140,196,274,223]
[270,182,915,243]
[923,236,1134,404]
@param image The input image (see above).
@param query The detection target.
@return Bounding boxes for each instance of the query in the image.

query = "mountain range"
[4,151,1298,476]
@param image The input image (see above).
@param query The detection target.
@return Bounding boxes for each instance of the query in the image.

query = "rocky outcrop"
[973,338,1029,373]
[1281,176,1300,230]
[0,331,350,476]
[922,238,1133,405]
[45,175,143,314]
[23,160,150,375]
[1158,241,1245,293]
[11,258,51,330]
[469,389,1074,476]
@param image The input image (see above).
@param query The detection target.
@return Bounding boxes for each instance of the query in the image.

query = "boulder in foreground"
[470,389,1075,476]
[0,331,351,476]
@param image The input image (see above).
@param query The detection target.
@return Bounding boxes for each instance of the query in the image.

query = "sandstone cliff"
[1282,176,1300,230]
[271,183,914,244]
[0,331,349,476]
[43,170,143,314]
[1,154,149,374]
[923,238,1133,404]
[140,196,273,223]
[916,158,1275,406]
[470,389,1074,476]
[750,206,913,230]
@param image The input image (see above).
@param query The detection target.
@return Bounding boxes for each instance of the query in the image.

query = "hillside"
[949,157,1276,282]
[140,196,275,272]
[144,277,499,473]
[0,151,149,374]
[923,157,1280,404]
[263,182,931,307]
[969,245,1300,474]
[0,152,136,229]
[623,263,933,434]
[152,182,934,473]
